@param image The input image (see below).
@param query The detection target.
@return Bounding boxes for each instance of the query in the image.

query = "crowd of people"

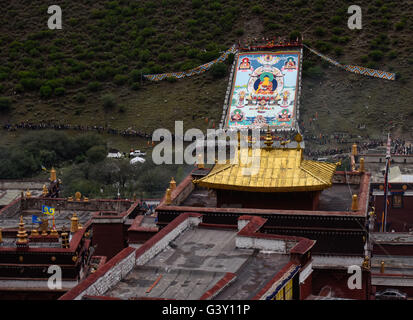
[3,121,413,158]
[2,121,153,139]
[392,137,413,155]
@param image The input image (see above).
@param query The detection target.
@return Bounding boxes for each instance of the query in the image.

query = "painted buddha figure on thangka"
[282,57,297,72]
[278,109,291,122]
[255,72,276,95]
[239,57,252,71]
[281,90,290,107]
[231,109,245,122]
[238,91,246,107]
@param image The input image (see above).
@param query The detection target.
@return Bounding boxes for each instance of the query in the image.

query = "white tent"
[130,156,146,165]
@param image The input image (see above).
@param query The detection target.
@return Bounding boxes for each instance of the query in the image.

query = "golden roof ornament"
[42,184,48,196]
[50,227,58,236]
[197,154,204,169]
[351,194,358,211]
[75,192,82,201]
[380,261,385,273]
[31,227,39,237]
[360,157,365,172]
[170,177,176,190]
[264,126,273,149]
[362,256,370,269]
[16,216,28,245]
[68,196,73,201]
[70,213,79,233]
[50,167,57,181]
[352,143,358,156]
[294,133,303,150]
[83,197,89,202]
[25,189,32,198]
[165,188,172,205]
[40,218,49,236]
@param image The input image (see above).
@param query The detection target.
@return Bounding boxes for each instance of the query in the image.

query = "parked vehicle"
[107,152,123,158]
[130,149,146,157]
[375,289,407,300]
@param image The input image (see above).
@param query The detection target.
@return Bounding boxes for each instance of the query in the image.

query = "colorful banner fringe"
[303,44,396,81]
[143,45,238,81]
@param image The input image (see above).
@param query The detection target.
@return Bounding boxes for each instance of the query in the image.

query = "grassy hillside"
[0,0,412,140]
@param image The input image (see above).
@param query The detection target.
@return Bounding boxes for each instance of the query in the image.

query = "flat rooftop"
[180,183,360,212]
[371,255,413,276]
[105,227,290,300]
[371,232,413,244]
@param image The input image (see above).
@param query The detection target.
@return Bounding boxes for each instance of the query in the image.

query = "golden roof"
[194,148,338,192]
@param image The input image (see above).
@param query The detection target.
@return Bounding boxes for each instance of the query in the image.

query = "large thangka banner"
[226,51,300,130]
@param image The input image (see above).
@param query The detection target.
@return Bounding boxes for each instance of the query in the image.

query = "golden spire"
[294,133,303,150]
[362,256,370,269]
[351,194,358,211]
[25,189,32,198]
[75,192,82,201]
[197,154,204,169]
[360,158,365,172]
[50,226,58,236]
[170,177,176,191]
[264,126,273,149]
[16,216,28,245]
[39,218,49,236]
[31,226,39,237]
[42,184,48,196]
[352,143,358,156]
[165,188,172,205]
[380,261,385,273]
[50,167,57,181]
[70,213,79,233]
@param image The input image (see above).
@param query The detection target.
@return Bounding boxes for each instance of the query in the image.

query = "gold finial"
[294,133,303,150]
[197,154,204,169]
[165,188,172,205]
[170,177,176,190]
[264,126,273,149]
[31,227,39,237]
[50,227,58,236]
[351,194,358,211]
[68,196,73,201]
[40,218,49,236]
[352,143,358,156]
[360,158,365,172]
[70,213,79,233]
[42,184,48,196]
[50,167,57,181]
[25,189,32,198]
[380,261,385,273]
[83,197,89,202]
[75,192,82,201]
[16,216,28,245]
[362,256,370,269]
[78,221,83,230]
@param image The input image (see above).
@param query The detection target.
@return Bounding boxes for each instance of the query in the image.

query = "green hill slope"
[0,0,412,139]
